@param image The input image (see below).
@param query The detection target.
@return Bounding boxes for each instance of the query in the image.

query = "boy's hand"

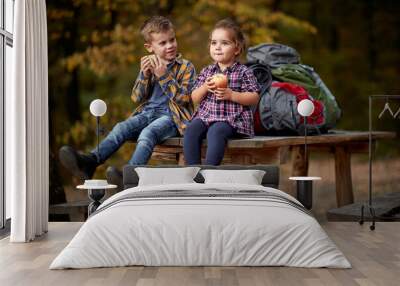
[205,77,217,93]
[152,55,168,78]
[140,56,153,79]
[214,88,234,101]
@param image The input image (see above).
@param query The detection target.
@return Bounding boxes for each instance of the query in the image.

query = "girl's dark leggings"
[183,118,236,165]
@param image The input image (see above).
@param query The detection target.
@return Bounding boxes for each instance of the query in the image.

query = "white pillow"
[135,167,201,186]
[200,169,266,185]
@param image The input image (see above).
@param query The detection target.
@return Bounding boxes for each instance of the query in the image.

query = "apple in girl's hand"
[211,73,228,89]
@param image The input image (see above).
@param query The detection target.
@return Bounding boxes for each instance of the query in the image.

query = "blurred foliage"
[51,0,317,76]
[47,0,400,199]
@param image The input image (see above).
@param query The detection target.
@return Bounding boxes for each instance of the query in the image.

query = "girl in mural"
[184,19,260,165]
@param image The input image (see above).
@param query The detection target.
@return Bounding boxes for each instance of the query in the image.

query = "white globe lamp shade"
[297,99,314,117]
[90,99,107,117]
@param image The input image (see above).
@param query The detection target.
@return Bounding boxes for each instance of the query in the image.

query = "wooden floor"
[0,222,399,286]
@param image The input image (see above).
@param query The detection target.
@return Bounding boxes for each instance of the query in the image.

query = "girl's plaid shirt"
[131,55,195,135]
[192,62,260,137]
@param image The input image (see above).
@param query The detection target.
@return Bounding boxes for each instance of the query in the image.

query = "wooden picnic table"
[150,130,396,207]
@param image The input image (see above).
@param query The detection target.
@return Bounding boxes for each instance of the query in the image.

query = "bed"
[50,165,350,269]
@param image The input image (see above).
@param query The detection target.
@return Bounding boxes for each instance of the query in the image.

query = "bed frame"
[123,165,280,190]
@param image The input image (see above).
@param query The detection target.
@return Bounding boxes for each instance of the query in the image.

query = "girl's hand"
[214,88,233,101]
[205,77,217,93]
[152,55,168,78]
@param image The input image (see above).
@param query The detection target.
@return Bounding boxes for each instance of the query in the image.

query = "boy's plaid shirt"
[131,54,195,135]
[192,62,260,137]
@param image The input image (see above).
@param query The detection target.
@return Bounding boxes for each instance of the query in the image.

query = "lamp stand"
[304,115,308,168]
[96,116,100,164]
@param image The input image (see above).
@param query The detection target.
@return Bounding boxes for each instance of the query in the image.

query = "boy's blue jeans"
[91,110,178,165]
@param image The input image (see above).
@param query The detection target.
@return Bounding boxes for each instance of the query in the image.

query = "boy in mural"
[59,16,195,183]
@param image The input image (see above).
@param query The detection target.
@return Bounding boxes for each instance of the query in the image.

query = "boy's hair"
[211,18,246,57]
[140,16,175,43]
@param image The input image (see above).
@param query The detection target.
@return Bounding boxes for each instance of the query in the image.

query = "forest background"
[47,0,400,220]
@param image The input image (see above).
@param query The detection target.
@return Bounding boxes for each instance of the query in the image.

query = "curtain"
[9,0,49,242]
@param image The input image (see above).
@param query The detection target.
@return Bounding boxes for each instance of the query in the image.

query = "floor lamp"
[297,99,315,162]
[83,99,111,215]
[89,99,107,164]
[289,99,321,210]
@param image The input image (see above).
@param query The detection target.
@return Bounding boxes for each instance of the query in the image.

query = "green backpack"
[271,64,341,129]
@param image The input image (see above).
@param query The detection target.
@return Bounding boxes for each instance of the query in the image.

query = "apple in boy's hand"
[211,73,228,89]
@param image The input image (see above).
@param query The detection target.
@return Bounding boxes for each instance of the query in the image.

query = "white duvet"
[50,183,351,269]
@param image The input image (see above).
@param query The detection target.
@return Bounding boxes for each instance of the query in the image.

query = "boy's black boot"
[106,166,123,192]
[59,145,99,180]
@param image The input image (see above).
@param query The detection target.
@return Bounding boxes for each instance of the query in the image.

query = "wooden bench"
[150,130,396,207]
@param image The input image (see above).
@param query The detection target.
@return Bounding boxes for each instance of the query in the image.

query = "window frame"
[1,0,14,231]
